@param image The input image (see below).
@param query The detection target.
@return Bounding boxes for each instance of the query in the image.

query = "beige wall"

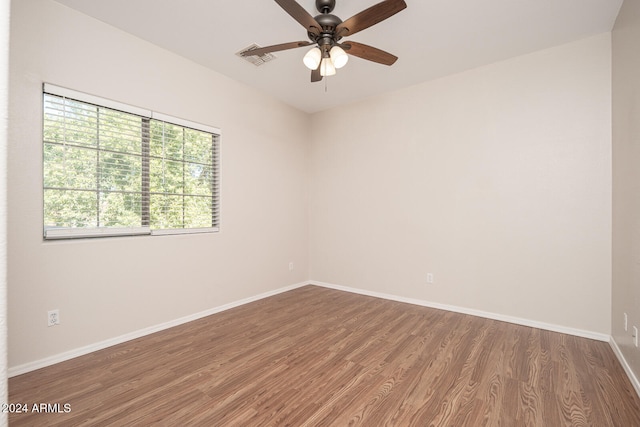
[310,34,612,335]
[8,0,310,368]
[613,0,640,385]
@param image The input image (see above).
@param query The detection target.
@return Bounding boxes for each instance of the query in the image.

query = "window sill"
[44,227,151,240]
[151,227,219,236]
[44,227,219,240]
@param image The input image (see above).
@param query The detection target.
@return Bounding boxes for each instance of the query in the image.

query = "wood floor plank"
[8,285,640,426]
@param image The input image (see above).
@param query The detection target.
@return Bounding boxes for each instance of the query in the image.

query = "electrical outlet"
[624,312,628,331]
[47,309,60,327]
[634,326,638,348]
[427,273,434,284]
[289,262,294,271]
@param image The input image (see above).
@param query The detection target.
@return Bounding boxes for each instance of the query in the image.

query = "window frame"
[42,83,221,240]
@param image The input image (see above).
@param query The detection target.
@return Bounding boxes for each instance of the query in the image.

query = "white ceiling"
[53,0,623,114]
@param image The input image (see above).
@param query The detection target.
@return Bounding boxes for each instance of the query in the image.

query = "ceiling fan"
[241,0,407,82]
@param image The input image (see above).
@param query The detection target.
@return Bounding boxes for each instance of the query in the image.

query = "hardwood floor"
[9,285,640,426]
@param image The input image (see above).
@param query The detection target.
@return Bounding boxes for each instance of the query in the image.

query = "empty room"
[3,0,640,425]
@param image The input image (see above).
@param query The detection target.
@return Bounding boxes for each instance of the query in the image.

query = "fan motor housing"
[316,0,336,13]
[315,13,342,31]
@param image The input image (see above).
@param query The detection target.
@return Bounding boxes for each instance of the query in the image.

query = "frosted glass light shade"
[303,47,322,70]
[320,58,336,76]
[330,46,349,69]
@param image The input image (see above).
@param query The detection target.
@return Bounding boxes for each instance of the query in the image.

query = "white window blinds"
[43,84,220,239]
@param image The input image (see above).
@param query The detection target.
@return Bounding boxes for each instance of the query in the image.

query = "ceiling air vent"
[236,44,276,67]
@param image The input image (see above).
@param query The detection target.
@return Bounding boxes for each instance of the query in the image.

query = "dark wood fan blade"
[341,41,398,65]
[336,0,407,37]
[311,64,322,82]
[241,41,313,57]
[275,0,321,35]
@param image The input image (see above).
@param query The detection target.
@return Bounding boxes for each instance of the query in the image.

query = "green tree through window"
[43,88,220,239]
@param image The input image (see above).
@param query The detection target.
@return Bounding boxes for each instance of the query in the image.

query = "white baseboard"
[310,281,611,342]
[8,281,309,378]
[609,337,640,398]
[9,280,614,378]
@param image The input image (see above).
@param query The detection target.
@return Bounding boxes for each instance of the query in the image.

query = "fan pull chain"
[325,78,328,93]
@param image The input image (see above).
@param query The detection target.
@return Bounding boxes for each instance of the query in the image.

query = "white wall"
[8,0,310,368]
[612,0,640,387]
[310,34,612,335]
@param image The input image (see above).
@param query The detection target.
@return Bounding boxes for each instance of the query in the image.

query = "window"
[42,84,220,239]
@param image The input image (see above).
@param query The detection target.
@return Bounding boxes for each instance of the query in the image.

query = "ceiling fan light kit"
[305,45,346,76]
[241,0,407,82]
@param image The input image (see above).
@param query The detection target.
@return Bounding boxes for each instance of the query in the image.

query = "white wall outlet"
[289,262,294,271]
[427,273,434,284]
[624,312,628,331]
[47,309,60,327]
[634,326,638,348]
